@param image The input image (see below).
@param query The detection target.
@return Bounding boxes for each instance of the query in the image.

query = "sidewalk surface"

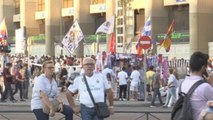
[0,88,153,107]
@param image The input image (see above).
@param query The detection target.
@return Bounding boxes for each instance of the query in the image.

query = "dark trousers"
[13,82,24,99]
[151,88,163,106]
[23,80,29,98]
[119,84,127,99]
[1,82,15,101]
[33,104,73,120]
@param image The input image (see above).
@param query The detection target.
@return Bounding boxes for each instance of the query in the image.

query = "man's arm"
[106,88,114,114]
[66,90,79,114]
[40,90,56,117]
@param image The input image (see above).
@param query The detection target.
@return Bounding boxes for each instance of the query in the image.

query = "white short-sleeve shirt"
[68,72,110,107]
[31,74,58,110]
[130,70,140,87]
[117,71,128,85]
[168,74,178,88]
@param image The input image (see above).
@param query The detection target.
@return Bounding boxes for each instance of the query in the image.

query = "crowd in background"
[0,52,212,109]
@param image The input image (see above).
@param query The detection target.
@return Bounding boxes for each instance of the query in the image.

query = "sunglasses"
[83,63,94,66]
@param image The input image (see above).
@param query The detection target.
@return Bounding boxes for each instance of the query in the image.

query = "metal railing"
[0,110,171,120]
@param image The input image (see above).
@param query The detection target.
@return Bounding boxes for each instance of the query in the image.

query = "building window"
[15,0,20,14]
[15,0,20,8]
[117,1,123,7]
[117,27,123,34]
[38,0,45,11]
[117,10,123,16]
[117,36,123,44]
[63,0,73,8]
[91,0,105,4]
[117,18,123,25]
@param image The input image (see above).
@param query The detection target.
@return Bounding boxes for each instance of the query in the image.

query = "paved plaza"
[0,88,172,120]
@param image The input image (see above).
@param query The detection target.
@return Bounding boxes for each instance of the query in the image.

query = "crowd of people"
[0,51,213,120]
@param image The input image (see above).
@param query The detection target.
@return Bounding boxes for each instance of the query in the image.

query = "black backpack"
[171,80,205,120]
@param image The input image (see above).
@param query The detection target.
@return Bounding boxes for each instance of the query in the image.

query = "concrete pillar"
[20,0,39,35]
[0,0,16,38]
[45,0,61,56]
[189,0,213,55]
[20,0,38,55]
[144,0,168,54]
[74,0,95,58]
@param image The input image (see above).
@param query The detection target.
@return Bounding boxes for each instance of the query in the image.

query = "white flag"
[61,20,84,54]
[95,16,115,34]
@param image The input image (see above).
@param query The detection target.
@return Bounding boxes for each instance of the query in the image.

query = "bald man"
[66,57,114,120]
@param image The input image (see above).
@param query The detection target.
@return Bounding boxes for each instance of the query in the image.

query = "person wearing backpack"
[171,51,213,120]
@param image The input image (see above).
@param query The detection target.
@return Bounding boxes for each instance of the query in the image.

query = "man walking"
[150,67,163,107]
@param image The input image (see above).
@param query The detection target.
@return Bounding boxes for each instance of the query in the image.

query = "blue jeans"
[80,104,103,120]
[151,88,163,106]
[164,87,176,106]
[33,104,73,120]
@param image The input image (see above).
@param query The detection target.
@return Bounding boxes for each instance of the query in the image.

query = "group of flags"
[136,17,174,55]
[0,17,174,56]
[62,16,116,54]
[62,16,174,55]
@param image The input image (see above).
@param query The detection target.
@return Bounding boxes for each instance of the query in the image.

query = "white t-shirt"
[117,71,128,85]
[168,74,177,88]
[68,72,111,108]
[130,70,140,87]
[102,68,115,78]
[31,74,58,110]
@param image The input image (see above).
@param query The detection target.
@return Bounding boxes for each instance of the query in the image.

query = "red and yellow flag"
[108,32,116,54]
[0,18,8,40]
[160,20,174,52]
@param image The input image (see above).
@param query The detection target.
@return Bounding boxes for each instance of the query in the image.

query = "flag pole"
[143,49,148,102]
[96,34,99,54]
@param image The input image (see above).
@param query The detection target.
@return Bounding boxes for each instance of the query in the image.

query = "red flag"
[137,44,143,57]
[108,33,116,54]
[160,20,174,52]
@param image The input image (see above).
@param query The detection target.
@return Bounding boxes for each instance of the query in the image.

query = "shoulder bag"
[42,81,62,114]
[43,99,61,114]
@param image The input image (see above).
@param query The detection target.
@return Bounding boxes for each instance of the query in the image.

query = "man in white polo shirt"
[66,57,114,120]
